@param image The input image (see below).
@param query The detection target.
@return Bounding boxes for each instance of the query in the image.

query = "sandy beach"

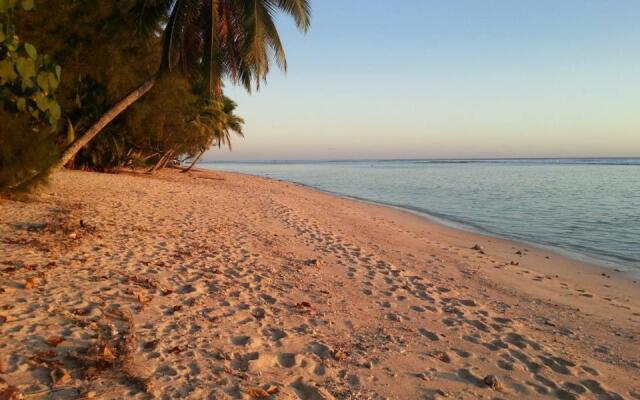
[0,169,638,400]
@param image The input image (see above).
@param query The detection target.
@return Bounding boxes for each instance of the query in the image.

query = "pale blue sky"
[208,0,640,161]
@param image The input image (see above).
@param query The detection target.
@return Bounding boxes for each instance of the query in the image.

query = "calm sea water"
[202,159,640,273]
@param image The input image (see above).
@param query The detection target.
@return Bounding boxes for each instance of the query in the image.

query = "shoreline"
[1,169,638,399]
[196,168,640,315]
[201,166,639,279]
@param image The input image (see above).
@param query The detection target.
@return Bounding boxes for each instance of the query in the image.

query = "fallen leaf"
[24,277,39,289]
[72,308,89,316]
[168,346,183,354]
[0,386,21,400]
[46,336,65,347]
[136,293,151,306]
[0,315,15,324]
[247,387,270,399]
[295,302,312,309]
[265,385,279,394]
[50,366,71,386]
[303,259,322,267]
[101,346,116,361]
[333,350,348,361]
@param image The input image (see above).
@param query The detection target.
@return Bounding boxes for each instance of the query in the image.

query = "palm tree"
[183,96,244,172]
[50,0,310,171]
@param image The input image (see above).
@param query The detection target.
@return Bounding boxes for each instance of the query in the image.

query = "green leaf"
[21,0,34,11]
[21,76,34,90]
[0,0,11,13]
[0,60,17,82]
[16,97,26,111]
[24,42,37,59]
[55,65,61,80]
[34,91,50,111]
[15,57,36,79]
[36,71,49,91]
[47,72,59,91]
[66,119,75,144]
[30,73,56,95]
[48,101,61,121]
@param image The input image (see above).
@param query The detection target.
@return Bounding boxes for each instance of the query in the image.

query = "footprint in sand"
[277,352,297,368]
[291,378,333,400]
[231,335,252,346]
[419,328,440,341]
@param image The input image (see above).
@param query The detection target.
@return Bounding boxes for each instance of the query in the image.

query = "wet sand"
[0,169,638,399]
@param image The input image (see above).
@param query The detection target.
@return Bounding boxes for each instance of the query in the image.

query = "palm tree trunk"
[52,75,157,172]
[149,151,169,174]
[160,150,174,169]
[182,149,206,173]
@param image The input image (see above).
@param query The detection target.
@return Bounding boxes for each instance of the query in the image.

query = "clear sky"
[207,0,640,161]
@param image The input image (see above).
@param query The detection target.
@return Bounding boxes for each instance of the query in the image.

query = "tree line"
[1,0,311,192]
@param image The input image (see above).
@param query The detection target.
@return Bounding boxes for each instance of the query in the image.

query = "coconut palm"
[183,96,245,172]
[50,0,311,171]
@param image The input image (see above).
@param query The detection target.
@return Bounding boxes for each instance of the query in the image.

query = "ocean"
[202,158,640,273]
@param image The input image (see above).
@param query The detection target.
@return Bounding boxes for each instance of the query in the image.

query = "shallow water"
[202,159,640,272]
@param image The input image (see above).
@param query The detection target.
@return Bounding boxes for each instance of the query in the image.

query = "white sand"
[0,169,638,399]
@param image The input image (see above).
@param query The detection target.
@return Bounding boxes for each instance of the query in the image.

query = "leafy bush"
[0,0,63,192]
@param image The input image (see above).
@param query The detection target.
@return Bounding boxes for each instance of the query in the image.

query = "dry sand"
[0,169,638,400]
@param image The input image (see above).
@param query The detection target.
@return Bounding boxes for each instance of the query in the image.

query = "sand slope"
[0,169,638,399]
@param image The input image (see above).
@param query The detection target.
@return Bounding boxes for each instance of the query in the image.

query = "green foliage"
[0,113,58,191]
[11,0,159,173]
[125,75,207,157]
[16,0,159,131]
[140,0,311,94]
[0,0,62,192]
[191,93,244,152]
[72,74,244,170]
[8,0,306,176]
[0,0,35,13]
[0,2,62,128]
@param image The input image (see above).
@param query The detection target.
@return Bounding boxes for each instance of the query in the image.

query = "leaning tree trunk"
[52,76,157,172]
[148,151,169,174]
[182,148,206,173]
[160,150,174,169]
[149,150,174,174]
[12,76,157,192]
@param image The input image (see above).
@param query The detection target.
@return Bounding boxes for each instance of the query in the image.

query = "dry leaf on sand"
[24,277,39,289]
[0,386,22,400]
[46,336,65,347]
[50,366,71,387]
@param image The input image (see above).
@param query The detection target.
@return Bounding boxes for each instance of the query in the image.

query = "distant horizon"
[202,155,640,163]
